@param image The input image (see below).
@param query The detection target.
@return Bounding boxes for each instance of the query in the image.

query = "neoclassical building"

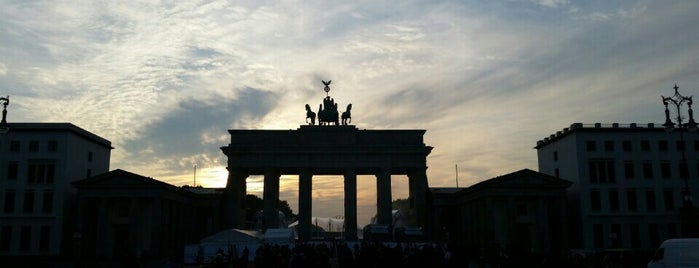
[431,169,572,256]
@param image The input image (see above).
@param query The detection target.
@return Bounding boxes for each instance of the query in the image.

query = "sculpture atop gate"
[305,80,351,126]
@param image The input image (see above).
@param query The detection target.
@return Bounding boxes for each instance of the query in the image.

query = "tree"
[244,194,296,221]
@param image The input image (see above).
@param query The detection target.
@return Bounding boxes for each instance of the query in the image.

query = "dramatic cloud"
[2,0,699,225]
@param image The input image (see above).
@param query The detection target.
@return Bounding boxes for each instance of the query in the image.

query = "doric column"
[263,169,280,229]
[298,168,312,241]
[376,168,392,226]
[409,168,429,234]
[344,168,358,240]
[224,168,248,229]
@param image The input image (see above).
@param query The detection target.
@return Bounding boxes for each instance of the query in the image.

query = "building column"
[344,168,358,240]
[409,168,429,235]
[224,168,248,229]
[376,168,392,226]
[263,169,280,229]
[96,197,109,258]
[298,168,312,241]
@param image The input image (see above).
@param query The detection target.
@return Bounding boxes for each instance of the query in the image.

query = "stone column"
[224,168,248,229]
[298,168,312,241]
[263,169,280,229]
[409,168,429,235]
[344,168,358,240]
[376,168,392,226]
[96,197,108,258]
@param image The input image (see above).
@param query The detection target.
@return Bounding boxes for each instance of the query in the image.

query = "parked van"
[648,238,699,267]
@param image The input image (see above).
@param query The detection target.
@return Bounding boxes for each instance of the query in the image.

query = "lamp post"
[662,84,697,237]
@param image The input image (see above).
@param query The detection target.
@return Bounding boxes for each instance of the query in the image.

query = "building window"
[622,140,632,152]
[646,190,656,211]
[604,141,614,152]
[590,190,601,211]
[668,224,677,239]
[42,191,53,213]
[23,191,35,213]
[47,141,58,152]
[86,169,92,178]
[643,162,654,179]
[680,162,689,179]
[649,223,660,247]
[694,140,699,152]
[661,162,672,179]
[586,141,597,152]
[627,190,638,211]
[3,190,15,213]
[517,204,527,216]
[0,226,11,251]
[27,160,56,184]
[39,226,50,251]
[88,151,93,162]
[664,190,675,211]
[609,190,619,211]
[555,168,560,178]
[593,224,604,248]
[29,140,39,152]
[9,141,20,152]
[624,161,635,179]
[630,224,641,248]
[677,140,685,152]
[611,224,622,248]
[588,159,615,183]
[19,226,30,251]
[7,161,18,180]
[641,140,651,152]
[553,151,558,162]
[658,140,668,152]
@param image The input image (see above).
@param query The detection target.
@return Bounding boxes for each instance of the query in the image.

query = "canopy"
[264,228,295,245]
[201,228,262,244]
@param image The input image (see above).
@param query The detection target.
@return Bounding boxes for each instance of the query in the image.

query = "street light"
[662,84,697,237]
[662,84,697,206]
[0,96,8,133]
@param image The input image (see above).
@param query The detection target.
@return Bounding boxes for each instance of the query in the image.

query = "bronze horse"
[305,104,316,125]
[341,104,352,125]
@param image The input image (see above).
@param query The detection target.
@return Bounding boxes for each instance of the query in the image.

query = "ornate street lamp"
[0,96,8,133]
[662,84,697,237]
[662,84,696,207]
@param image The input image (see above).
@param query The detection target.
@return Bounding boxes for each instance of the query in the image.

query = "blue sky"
[2,0,699,225]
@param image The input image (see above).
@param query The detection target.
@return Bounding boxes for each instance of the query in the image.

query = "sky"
[2,0,699,226]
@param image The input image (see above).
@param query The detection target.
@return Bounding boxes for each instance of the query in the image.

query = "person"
[240,246,249,268]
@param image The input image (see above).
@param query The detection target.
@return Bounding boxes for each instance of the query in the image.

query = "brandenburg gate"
[220,81,433,241]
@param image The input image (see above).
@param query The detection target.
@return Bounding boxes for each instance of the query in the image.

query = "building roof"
[534,122,667,149]
[4,122,113,149]
[465,168,572,191]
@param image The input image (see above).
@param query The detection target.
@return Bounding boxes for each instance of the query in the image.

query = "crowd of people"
[203,241,455,268]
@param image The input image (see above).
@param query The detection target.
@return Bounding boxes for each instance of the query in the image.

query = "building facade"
[431,169,572,257]
[0,123,112,257]
[72,169,223,261]
[536,122,699,251]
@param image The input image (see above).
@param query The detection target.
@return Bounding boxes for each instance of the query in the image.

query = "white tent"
[193,229,262,263]
[264,228,295,246]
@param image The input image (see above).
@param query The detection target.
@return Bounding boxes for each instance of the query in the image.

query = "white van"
[648,238,699,268]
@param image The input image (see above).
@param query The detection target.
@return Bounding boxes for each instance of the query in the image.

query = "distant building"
[0,123,112,257]
[72,169,223,260]
[536,123,699,250]
[431,169,571,256]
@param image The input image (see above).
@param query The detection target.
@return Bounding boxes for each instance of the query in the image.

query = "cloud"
[2,0,699,225]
